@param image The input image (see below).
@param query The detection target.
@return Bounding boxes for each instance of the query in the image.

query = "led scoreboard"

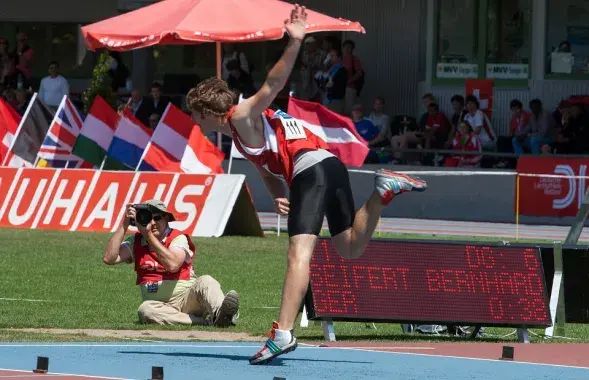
[305,238,552,328]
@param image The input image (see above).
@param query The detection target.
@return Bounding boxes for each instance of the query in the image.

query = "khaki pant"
[344,87,357,116]
[137,275,225,326]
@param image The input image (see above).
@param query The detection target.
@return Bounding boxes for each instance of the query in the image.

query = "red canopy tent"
[80,0,365,148]
[81,0,365,77]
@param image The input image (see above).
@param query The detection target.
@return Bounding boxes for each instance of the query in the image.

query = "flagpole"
[99,155,107,170]
[227,143,234,174]
[2,92,38,166]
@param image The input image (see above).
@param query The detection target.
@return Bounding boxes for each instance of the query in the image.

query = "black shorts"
[288,156,355,237]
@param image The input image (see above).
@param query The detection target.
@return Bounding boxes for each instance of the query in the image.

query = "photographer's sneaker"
[214,290,240,327]
[249,322,298,365]
[375,169,427,206]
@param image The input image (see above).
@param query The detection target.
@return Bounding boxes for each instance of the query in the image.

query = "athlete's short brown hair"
[186,77,236,119]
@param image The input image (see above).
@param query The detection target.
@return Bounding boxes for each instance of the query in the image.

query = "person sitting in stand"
[446,120,482,168]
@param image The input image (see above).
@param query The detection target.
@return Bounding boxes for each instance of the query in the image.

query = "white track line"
[320,346,589,370]
[0,368,134,380]
[0,298,52,303]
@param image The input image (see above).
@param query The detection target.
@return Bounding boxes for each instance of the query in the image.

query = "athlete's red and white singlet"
[227,107,328,187]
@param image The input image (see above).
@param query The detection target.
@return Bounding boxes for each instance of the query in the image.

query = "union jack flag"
[37,96,93,168]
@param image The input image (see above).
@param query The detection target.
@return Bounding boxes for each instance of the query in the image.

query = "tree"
[83,51,117,114]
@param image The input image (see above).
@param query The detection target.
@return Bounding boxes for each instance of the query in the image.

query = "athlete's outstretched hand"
[275,198,290,216]
[284,4,307,42]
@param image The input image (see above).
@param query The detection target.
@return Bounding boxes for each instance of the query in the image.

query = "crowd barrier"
[0,167,263,237]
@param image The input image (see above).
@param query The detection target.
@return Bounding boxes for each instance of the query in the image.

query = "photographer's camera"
[130,204,153,226]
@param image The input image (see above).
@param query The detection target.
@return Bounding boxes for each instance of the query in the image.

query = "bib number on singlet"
[277,113,307,140]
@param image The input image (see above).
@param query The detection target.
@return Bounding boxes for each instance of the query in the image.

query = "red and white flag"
[287,97,369,167]
[0,98,21,166]
[138,103,224,174]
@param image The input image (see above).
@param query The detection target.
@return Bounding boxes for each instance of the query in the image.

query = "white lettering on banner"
[8,178,48,226]
[31,169,61,229]
[163,174,180,206]
[436,63,478,79]
[0,168,23,220]
[486,64,529,79]
[173,185,205,231]
[132,183,168,204]
[43,180,87,226]
[70,171,102,231]
[552,165,587,210]
[110,173,140,233]
[82,183,118,229]
[534,177,562,195]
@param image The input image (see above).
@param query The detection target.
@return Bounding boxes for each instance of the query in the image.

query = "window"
[485,0,532,79]
[435,0,479,79]
[434,0,533,82]
[546,0,589,77]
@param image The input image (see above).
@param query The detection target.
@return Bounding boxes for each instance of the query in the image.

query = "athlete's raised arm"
[232,5,307,122]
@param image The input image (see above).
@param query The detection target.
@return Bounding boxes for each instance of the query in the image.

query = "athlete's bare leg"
[276,234,317,330]
[331,191,383,259]
[332,170,427,259]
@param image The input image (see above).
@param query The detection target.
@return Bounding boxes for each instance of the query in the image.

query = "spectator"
[418,93,436,129]
[464,95,496,150]
[106,51,130,92]
[342,40,364,115]
[226,59,257,99]
[446,95,467,147]
[0,38,10,67]
[320,36,340,70]
[424,102,451,149]
[128,89,150,126]
[447,120,482,168]
[351,104,380,162]
[14,89,28,115]
[13,33,33,79]
[390,115,423,164]
[103,200,240,327]
[0,56,28,91]
[38,61,69,109]
[149,113,161,130]
[3,88,18,111]
[221,44,250,81]
[299,37,325,102]
[496,99,530,168]
[553,100,572,130]
[367,97,392,148]
[554,103,589,154]
[138,82,169,119]
[319,48,347,115]
[513,99,556,155]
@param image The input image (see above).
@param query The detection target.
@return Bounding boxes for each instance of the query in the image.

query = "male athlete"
[186,4,427,365]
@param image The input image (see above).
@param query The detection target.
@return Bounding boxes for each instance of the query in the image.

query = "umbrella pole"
[216,41,223,151]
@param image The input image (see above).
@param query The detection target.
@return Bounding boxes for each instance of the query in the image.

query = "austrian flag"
[286,97,369,167]
[137,103,224,174]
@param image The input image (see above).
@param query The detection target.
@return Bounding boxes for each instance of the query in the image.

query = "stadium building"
[2,0,588,133]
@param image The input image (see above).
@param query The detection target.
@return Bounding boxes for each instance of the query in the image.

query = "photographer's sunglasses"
[152,214,164,222]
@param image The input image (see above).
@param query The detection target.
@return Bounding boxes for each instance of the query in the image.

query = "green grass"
[0,229,585,343]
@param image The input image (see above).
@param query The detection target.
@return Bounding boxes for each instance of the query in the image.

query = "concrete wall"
[224,159,578,226]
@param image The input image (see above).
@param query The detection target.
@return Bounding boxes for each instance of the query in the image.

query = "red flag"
[139,104,225,174]
[0,98,22,166]
[287,97,369,167]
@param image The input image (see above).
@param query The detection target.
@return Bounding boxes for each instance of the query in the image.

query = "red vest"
[133,229,195,285]
[228,107,329,187]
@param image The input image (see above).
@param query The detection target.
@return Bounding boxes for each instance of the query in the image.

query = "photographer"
[103,199,239,327]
